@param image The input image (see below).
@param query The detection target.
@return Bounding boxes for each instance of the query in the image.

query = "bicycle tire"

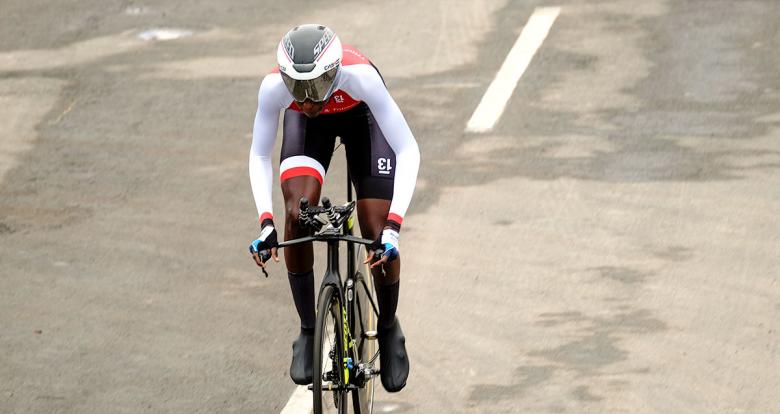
[313,284,348,414]
[350,245,379,414]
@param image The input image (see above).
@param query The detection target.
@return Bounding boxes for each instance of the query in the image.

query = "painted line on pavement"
[280,385,311,414]
[465,6,561,133]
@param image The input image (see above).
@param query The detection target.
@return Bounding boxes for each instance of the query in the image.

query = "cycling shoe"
[290,328,314,385]
[378,317,409,392]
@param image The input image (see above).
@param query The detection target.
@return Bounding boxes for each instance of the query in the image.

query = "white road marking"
[280,385,311,414]
[137,28,193,41]
[465,6,561,133]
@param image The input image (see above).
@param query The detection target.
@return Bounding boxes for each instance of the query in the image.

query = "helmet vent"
[292,63,316,73]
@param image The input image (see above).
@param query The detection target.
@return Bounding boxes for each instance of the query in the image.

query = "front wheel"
[313,285,348,414]
[351,244,380,414]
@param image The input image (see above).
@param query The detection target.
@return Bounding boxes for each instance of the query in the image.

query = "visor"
[280,67,338,103]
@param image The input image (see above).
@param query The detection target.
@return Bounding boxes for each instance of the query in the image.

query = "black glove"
[365,228,399,268]
[249,223,279,270]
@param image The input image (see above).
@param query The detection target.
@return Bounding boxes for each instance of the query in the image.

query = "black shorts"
[280,103,395,200]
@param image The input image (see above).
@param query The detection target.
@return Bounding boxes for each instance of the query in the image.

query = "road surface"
[1,0,778,412]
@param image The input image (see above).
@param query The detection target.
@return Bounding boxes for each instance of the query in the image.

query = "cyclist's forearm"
[373,103,420,227]
[249,153,274,222]
[387,140,420,227]
[353,66,420,228]
[249,76,279,222]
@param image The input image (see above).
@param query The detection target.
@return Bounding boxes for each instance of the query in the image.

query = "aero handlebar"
[255,197,375,277]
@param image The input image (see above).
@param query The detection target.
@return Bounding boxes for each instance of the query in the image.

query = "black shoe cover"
[378,318,409,392]
[290,328,314,385]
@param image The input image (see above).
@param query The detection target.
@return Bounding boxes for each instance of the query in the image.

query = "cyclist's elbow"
[402,140,420,166]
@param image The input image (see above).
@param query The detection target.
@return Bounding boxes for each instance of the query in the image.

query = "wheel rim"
[314,287,346,414]
[353,245,379,414]
[356,276,377,414]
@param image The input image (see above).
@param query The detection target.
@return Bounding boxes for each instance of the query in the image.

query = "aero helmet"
[277,24,342,103]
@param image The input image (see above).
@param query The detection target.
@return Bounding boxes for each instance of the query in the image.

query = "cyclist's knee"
[284,202,308,239]
[284,189,323,240]
[285,200,301,223]
[281,176,321,229]
[356,199,391,240]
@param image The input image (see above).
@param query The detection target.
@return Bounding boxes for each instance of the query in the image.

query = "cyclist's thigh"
[342,103,395,209]
[281,109,338,271]
[342,104,394,235]
[280,108,337,191]
[281,108,339,210]
[343,104,402,275]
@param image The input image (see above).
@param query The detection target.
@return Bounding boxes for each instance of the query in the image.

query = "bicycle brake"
[257,249,271,278]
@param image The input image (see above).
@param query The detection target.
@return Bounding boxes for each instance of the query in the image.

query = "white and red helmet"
[277,24,342,103]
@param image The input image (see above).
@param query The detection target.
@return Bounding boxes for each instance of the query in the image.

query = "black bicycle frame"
[345,168,357,339]
[277,224,373,387]
[346,168,355,286]
[275,165,374,387]
[320,238,350,318]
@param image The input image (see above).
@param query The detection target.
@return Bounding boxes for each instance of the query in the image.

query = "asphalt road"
[1,0,779,413]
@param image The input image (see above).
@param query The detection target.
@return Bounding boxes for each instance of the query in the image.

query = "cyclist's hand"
[249,224,280,268]
[364,229,399,269]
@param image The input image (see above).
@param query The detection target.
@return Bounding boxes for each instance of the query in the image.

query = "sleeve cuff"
[259,212,274,228]
[385,213,403,232]
[387,213,403,226]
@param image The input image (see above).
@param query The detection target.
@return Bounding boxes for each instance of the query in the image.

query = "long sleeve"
[343,65,421,225]
[249,74,287,223]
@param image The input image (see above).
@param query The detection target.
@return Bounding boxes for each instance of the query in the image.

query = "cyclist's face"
[297,99,325,118]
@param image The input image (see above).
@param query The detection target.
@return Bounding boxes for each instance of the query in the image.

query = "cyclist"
[247,24,420,393]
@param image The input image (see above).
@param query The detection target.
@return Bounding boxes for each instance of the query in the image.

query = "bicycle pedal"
[363,330,377,340]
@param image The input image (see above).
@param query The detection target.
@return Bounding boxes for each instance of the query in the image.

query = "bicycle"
[258,189,383,414]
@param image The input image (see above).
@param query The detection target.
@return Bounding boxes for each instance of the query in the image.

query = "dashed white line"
[465,6,561,133]
[280,385,311,414]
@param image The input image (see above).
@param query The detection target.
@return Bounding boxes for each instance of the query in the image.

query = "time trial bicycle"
[258,193,382,414]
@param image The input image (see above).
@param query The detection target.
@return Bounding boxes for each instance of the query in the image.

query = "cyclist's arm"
[249,74,289,224]
[343,65,421,228]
